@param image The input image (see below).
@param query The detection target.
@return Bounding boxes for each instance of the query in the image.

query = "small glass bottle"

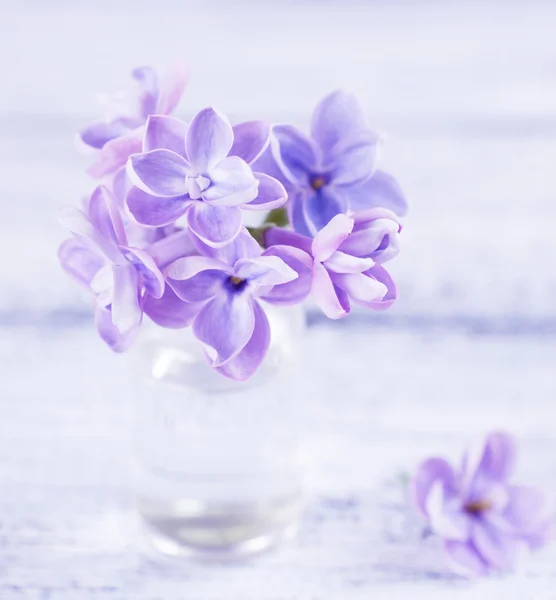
[130,305,305,560]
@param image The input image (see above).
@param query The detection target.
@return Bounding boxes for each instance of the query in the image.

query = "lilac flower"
[254,90,407,236]
[58,185,166,350]
[265,211,400,319]
[411,432,552,577]
[82,61,189,180]
[165,231,298,381]
[126,108,286,247]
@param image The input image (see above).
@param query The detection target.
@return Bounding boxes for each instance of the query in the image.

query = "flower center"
[310,174,328,191]
[186,174,211,200]
[464,498,493,515]
[228,275,248,292]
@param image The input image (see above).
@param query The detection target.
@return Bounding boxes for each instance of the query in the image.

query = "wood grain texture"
[1,1,556,597]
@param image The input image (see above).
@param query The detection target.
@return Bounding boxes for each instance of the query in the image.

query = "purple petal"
[304,187,349,235]
[243,173,287,211]
[214,301,270,381]
[143,115,188,155]
[126,186,192,227]
[187,203,243,248]
[87,132,143,179]
[133,66,159,117]
[155,58,189,115]
[461,432,516,494]
[234,256,298,287]
[199,228,262,265]
[110,167,131,208]
[166,255,230,303]
[143,286,201,329]
[410,458,458,518]
[193,293,256,366]
[346,169,408,216]
[95,305,140,353]
[312,213,354,262]
[230,121,271,164]
[311,90,367,153]
[501,485,551,533]
[148,228,197,270]
[323,251,374,274]
[186,107,233,172]
[341,209,401,263]
[426,481,471,542]
[361,265,397,310]
[79,119,130,150]
[58,238,105,288]
[251,136,293,192]
[260,245,313,306]
[111,264,142,333]
[127,149,189,197]
[328,129,379,186]
[264,225,312,255]
[202,156,258,207]
[311,261,349,319]
[289,189,314,237]
[444,541,489,577]
[119,246,165,299]
[273,125,319,183]
[88,185,127,247]
[472,520,524,571]
[332,271,387,306]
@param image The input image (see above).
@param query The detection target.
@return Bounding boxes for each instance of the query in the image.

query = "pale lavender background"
[1,1,556,598]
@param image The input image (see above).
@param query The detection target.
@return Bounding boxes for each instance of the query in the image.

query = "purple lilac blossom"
[253,90,407,236]
[82,60,189,180]
[125,108,286,247]
[165,230,299,380]
[58,185,166,350]
[411,431,553,577]
[264,211,400,319]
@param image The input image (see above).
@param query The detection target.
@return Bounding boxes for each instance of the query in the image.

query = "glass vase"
[130,305,306,560]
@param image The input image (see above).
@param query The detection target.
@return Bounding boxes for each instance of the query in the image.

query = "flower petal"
[264,226,312,255]
[202,156,259,207]
[198,228,262,265]
[79,119,129,150]
[444,541,489,577]
[304,187,349,236]
[411,458,458,519]
[273,124,319,183]
[148,228,197,269]
[230,120,271,164]
[260,245,313,306]
[461,432,516,494]
[88,185,127,247]
[327,129,379,186]
[119,246,165,299]
[133,65,159,117]
[501,485,551,533]
[127,149,189,197]
[186,107,233,172]
[95,304,140,353]
[126,186,192,227]
[312,213,354,262]
[58,238,105,288]
[155,58,189,115]
[234,256,298,287]
[346,169,408,216]
[426,481,471,542]
[341,210,401,263]
[111,264,142,333]
[243,173,287,211]
[323,250,374,274]
[311,90,367,153]
[332,271,387,306]
[143,286,202,329]
[187,203,243,248]
[251,134,294,191]
[87,131,143,179]
[311,261,349,319]
[289,190,315,237]
[166,255,230,303]
[143,115,188,155]
[193,293,256,366]
[361,265,397,310]
[214,301,270,381]
[472,520,526,571]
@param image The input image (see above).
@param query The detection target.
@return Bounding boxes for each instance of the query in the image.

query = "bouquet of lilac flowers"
[59,61,407,381]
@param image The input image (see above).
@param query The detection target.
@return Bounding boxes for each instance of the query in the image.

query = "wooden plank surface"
[1,1,556,598]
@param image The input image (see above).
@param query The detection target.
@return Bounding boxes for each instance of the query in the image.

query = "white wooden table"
[1,2,555,598]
